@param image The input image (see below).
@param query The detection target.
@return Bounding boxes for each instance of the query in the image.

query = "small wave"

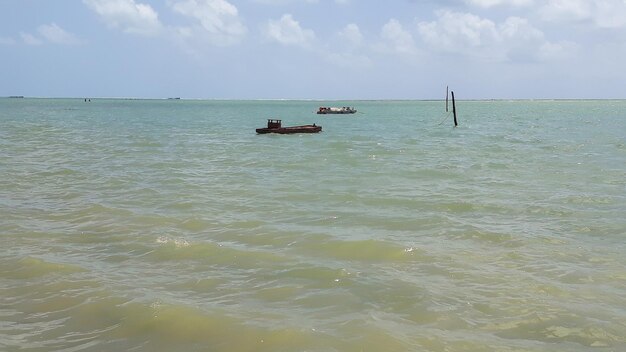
[492,312,624,348]
[3,256,85,279]
[298,238,424,262]
[151,239,289,268]
[179,217,212,232]
[156,236,190,248]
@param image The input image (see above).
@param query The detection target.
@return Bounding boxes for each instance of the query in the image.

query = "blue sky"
[2,0,626,99]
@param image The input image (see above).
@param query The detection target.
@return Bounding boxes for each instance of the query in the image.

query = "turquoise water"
[1,98,625,351]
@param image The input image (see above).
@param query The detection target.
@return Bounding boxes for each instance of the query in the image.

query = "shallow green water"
[1,98,625,351]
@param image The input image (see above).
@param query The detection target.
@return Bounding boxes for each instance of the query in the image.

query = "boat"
[317,106,356,114]
[256,119,322,134]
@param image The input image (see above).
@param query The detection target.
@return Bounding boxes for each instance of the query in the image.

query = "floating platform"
[256,119,322,134]
[317,107,356,114]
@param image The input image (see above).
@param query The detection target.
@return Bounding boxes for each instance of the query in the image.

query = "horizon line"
[3,96,625,102]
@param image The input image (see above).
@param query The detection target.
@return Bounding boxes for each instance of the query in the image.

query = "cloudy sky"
[2,0,626,99]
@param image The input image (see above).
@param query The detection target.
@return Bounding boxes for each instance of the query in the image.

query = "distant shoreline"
[2,96,625,102]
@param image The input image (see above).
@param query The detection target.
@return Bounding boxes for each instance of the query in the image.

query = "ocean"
[1,98,625,351]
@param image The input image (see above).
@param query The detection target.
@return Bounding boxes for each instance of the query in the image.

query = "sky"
[1,0,626,100]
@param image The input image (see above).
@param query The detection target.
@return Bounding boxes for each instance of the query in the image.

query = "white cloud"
[540,0,626,28]
[466,0,533,8]
[499,17,552,61]
[418,11,497,54]
[418,10,575,62]
[252,0,319,4]
[14,24,82,46]
[170,0,247,46]
[536,40,578,61]
[539,0,591,22]
[380,19,417,55]
[38,23,82,45]
[500,16,543,41]
[467,0,626,28]
[264,14,315,47]
[338,23,363,46]
[83,0,162,36]
[20,32,42,46]
[327,24,370,68]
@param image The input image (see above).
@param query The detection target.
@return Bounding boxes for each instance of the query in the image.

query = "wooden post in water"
[446,86,449,112]
[451,91,458,127]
